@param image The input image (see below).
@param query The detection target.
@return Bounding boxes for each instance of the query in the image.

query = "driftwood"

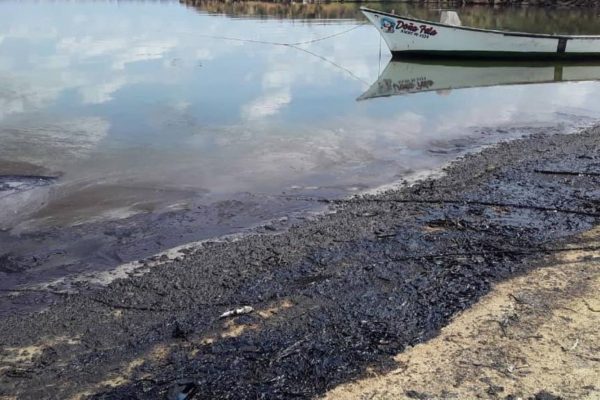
[534,169,600,177]
[322,198,600,219]
[387,245,600,262]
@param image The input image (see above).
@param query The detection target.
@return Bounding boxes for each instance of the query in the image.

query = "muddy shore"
[2,126,600,399]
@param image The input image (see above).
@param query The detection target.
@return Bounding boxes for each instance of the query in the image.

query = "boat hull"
[362,8,600,60]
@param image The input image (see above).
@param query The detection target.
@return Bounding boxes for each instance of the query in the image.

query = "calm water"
[2,1,600,261]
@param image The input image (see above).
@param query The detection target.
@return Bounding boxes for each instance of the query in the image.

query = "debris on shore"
[219,306,254,319]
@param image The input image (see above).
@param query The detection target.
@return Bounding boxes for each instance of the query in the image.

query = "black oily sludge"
[2,127,600,400]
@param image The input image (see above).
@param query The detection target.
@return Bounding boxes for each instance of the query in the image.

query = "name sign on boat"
[380,16,438,39]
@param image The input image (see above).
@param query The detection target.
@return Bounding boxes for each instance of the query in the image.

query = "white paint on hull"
[362,7,600,58]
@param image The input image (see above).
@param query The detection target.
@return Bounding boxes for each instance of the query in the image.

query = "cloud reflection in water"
[0,1,599,231]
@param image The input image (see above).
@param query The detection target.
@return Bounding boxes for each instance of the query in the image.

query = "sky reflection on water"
[1,1,600,231]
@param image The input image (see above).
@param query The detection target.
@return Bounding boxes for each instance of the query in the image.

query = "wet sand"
[2,126,600,399]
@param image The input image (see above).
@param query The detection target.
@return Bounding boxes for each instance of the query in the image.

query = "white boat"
[361,7,600,59]
[358,59,600,100]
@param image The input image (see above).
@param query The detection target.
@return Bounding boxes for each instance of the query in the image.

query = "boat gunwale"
[360,7,600,40]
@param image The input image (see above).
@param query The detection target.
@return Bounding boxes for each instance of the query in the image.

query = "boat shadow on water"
[358,59,600,100]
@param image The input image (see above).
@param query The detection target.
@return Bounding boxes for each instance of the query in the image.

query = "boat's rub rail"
[389,50,600,60]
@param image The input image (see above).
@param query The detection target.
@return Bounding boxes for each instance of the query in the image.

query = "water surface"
[2,1,600,302]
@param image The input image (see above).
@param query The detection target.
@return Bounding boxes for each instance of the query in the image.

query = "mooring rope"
[287,23,368,46]
[192,23,370,83]
[292,45,370,85]
[378,30,382,77]
[194,23,367,48]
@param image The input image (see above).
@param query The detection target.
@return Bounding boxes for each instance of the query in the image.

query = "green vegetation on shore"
[181,0,600,34]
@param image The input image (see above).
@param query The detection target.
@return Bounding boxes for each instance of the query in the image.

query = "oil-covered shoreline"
[2,126,600,399]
